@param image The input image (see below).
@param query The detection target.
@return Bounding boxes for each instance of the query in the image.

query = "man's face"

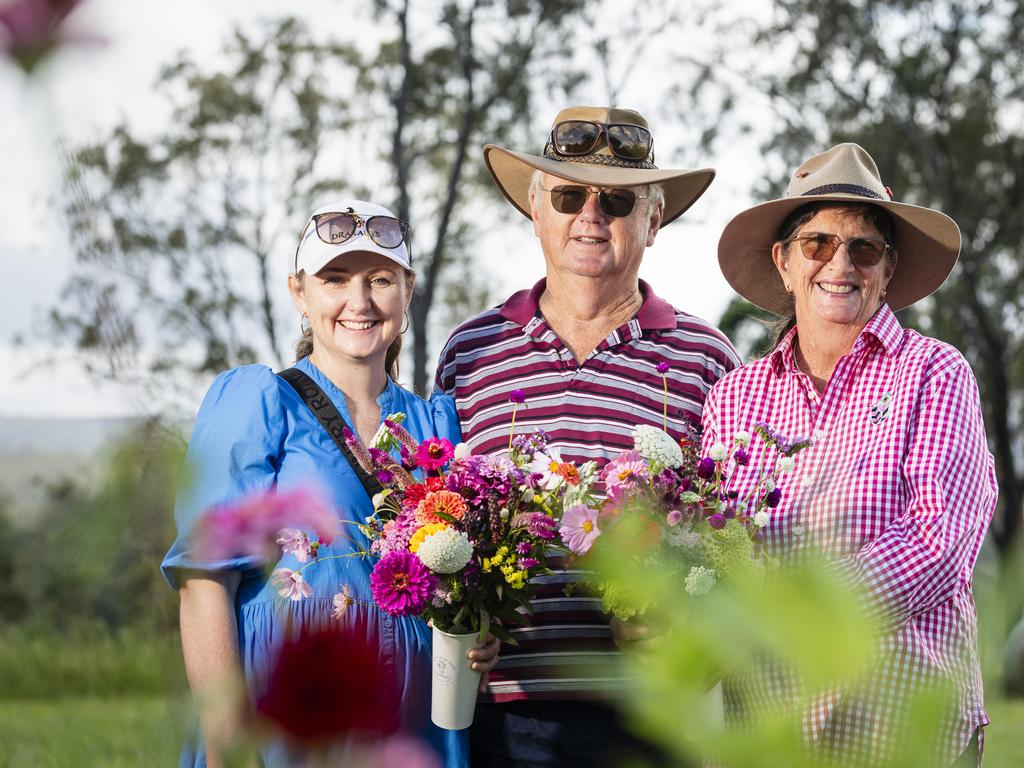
[529,173,663,283]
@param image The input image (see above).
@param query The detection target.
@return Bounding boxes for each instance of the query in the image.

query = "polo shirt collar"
[499,278,677,331]
[769,303,905,377]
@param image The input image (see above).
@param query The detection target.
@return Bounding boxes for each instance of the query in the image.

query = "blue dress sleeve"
[161,365,287,589]
[429,391,463,445]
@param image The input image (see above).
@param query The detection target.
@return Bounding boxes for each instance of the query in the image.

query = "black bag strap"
[277,367,384,500]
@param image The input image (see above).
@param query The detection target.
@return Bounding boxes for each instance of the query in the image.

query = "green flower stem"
[508,404,519,453]
[661,373,669,431]
[296,552,364,575]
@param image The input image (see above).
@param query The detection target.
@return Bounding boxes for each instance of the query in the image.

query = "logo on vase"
[434,656,457,687]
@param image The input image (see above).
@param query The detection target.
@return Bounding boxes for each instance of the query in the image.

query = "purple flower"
[512,511,557,540]
[369,551,435,616]
[656,361,670,374]
[708,513,726,530]
[508,389,526,404]
[376,469,394,485]
[399,444,417,471]
[765,488,783,508]
[516,541,532,555]
[734,448,750,466]
[696,457,716,480]
[518,557,541,569]
[666,509,682,527]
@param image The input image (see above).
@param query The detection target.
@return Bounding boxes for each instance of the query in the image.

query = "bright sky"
[0,0,775,418]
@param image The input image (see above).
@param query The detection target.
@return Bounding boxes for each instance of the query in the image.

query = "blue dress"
[162,357,469,767]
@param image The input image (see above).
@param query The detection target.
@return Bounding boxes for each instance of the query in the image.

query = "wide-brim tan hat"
[483,106,715,226]
[718,143,961,314]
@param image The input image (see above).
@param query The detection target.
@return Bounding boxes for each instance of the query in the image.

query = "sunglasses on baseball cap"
[294,201,412,274]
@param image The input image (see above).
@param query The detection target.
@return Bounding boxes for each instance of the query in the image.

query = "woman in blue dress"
[162,200,499,768]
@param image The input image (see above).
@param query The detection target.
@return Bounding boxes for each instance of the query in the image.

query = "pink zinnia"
[415,437,455,471]
[559,504,601,555]
[370,550,435,616]
[272,568,313,601]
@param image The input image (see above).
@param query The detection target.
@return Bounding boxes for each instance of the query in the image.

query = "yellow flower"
[409,523,449,553]
[506,570,528,589]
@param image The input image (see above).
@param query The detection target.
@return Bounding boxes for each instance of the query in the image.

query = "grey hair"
[527,170,664,216]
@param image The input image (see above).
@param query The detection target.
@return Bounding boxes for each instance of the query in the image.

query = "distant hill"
[0,417,143,525]
[0,417,141,456]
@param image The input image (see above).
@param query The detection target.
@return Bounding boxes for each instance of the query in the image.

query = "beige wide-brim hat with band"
[483,106,716,225]
[718,143,961,314]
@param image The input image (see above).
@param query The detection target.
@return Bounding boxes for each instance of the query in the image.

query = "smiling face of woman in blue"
[290,250,414,369]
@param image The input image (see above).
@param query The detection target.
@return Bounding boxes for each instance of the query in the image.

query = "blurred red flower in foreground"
[0,0,101,73]
[256,622,400,744]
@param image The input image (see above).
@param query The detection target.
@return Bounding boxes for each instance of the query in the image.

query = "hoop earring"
[400,310,410,335]
[300,313,311,333]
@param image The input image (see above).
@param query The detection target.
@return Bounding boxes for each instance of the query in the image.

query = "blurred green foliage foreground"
[0,424,1021,765]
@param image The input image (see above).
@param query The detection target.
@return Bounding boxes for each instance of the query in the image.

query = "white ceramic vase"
[431,625,482,730]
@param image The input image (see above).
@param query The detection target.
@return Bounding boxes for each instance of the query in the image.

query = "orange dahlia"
[415,490,468,526]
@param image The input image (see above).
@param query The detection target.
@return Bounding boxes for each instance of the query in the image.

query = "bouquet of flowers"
[353,410,597,639]
[559,367,812,620]
[350,401,598,728]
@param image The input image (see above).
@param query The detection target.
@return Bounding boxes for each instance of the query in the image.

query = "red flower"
[256,623,400,744]
[401,476,446,511]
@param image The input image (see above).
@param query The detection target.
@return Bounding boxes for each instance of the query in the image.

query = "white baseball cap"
[293,199,412,275]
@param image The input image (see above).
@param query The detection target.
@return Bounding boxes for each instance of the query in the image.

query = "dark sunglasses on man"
[548,120,654,162]
[541,184,648,218]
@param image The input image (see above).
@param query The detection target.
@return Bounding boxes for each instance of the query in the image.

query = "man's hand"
[469,634,501,692]
[610,616,656,651]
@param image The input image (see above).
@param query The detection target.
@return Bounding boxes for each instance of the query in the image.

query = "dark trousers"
[469,701,679,768]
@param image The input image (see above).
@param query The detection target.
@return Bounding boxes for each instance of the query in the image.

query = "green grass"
[986,698,1024,766]
[0,696,1019,767]
[0,696,189,767]
[0,627,184,698]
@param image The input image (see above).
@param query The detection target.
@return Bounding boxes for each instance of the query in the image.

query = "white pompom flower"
[684,566,717,597]
[734,431,751,447]
[454,442,472,459]
[708,443,728,461]
[633,425,683,469]
[778,456,795,472]
[753,511,770,528]
[415,527,473,574]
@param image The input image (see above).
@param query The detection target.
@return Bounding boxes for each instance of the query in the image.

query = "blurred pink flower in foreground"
[0,0,103,73]
[195,486,336,563]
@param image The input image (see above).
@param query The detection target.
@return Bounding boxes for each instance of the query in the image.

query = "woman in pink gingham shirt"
[710,144,997,766]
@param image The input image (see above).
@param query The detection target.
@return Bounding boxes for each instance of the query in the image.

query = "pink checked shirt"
[702,305,996,764]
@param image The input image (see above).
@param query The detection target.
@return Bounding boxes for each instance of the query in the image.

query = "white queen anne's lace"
[415,527,473,574]
[684,565,717,597]
[632,425,683,469]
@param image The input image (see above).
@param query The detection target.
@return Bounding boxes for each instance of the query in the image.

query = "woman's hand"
[469,634,501,692]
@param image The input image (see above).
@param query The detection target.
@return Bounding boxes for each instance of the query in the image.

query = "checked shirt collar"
[769,303,907,378]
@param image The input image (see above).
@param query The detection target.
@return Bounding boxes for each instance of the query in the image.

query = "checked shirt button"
[792,523,804,537]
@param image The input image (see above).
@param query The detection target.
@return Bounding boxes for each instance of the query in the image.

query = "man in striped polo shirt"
[435,106,740,767]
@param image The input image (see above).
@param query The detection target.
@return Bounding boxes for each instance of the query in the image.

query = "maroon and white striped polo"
[434,278,740,702]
